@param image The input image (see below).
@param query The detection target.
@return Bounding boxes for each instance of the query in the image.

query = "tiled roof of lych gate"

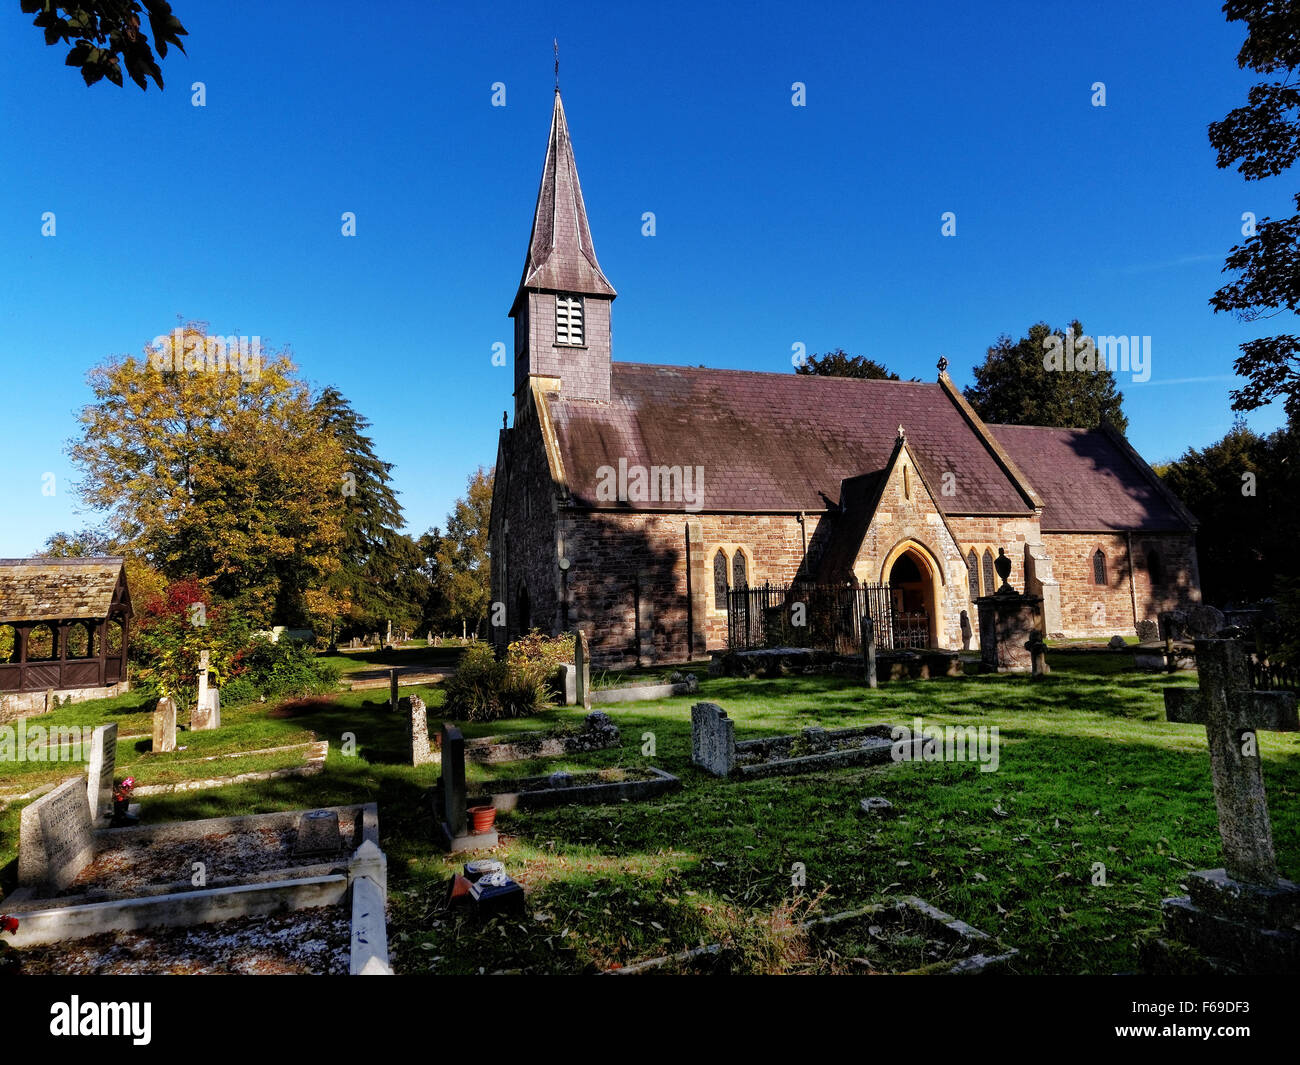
[987,425,1192,532]
[545,364,1036,515]
[511,91,617,312]
[0,557,128,623]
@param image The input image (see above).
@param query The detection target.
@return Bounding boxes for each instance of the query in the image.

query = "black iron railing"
[726,582,904,654]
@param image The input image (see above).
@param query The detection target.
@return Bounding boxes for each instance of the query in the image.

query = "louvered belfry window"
[555,294,585,345]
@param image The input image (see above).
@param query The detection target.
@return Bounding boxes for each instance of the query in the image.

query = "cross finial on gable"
[937,355,948,375]
[897,424,905,441]
[554,37,560,92]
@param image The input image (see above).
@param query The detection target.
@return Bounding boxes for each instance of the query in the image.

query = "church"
[488,90,1203,666]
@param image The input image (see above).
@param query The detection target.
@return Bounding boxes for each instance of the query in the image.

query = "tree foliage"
[21,0,187,89]
[795,349,904,380]
[428,467,494,636]
[67,323,345,626]
[963,320,1129,434]
[1160,412,1300,656]
[312,387,428,637]
[1209,1,1300,418]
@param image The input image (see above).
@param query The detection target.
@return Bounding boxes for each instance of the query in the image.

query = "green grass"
[3,653,1298,975]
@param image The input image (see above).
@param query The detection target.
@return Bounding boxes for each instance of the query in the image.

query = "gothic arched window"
[1093,549,1107,586]
[1147,549,1162,586]
[982,550,995,597]
[967,550,980,600]
[713,550,729,610]
[732,550,749,590]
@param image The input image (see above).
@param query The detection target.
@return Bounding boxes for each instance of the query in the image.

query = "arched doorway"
[882,542,941,649]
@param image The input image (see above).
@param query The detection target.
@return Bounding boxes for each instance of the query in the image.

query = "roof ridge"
[613,361,934,383]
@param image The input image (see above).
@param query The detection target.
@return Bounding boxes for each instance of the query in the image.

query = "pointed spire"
[513,91,616,312]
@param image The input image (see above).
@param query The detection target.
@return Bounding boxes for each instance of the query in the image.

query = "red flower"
[0,915,18,934]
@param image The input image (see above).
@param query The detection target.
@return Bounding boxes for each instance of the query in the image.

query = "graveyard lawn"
[3,653,1299,975]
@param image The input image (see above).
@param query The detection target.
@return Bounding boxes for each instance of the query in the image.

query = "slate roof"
[546,364,1036,515]
[0,558,130,623]
[987,425,1192,532]
[511,90,616,314]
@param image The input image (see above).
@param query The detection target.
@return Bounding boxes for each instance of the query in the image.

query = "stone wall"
[559,510,823,666]
[490,397,560,646]
[0,681,130,724]
[1041,531,1200,637]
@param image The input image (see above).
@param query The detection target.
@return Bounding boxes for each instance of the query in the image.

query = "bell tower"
[510,89,616,418]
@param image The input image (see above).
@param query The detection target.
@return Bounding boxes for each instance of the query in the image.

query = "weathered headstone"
[152,696,177,753]
[1154,639,1300,972]
[574,630,591,710]
[556,663,577,706]
[294,809,343,855]
[691,702,735,777]
[861,615,877,689]
[85,723,117,822]
[18,777,96,890]
[408,695,434,766]
[389,668,399,713]
[435,722,497,851]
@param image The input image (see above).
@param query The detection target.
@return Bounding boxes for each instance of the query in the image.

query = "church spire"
[512,89,616,314]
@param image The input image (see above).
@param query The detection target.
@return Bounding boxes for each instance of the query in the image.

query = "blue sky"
[0,0,1292,557]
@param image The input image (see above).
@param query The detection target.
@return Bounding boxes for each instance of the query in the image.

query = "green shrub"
[443,631,568,722]
[219,675,260,706]
[231,636,339,700]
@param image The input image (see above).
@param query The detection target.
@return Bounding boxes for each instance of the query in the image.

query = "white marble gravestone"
[85,723,117,822]
[18,777,96,890]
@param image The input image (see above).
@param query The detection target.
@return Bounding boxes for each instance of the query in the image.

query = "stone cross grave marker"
[191,651,221,731]
[1164,639,1299,886]
[691,702,735,777]
[18,777,96,890]
[574,629,591,710]
[85,723,117,822]
[153,696,177,753]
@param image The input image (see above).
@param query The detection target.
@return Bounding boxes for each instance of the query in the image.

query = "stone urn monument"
[973,548,1045,673]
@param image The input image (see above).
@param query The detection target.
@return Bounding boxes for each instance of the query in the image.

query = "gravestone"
[861,615,877,689]
[574,630,591,710]
[389,669,399,713]
[1153,639,1300,972]
[408,695,434,766]
[556,663,577,706]
[152,696,177,753]
[294,809,343,855]
[691,702,735,777]
[1027,632,1050,678]
[191,651,221,731]
[85,723,117,822]
[435,723,497,851]
[18,777,96,890]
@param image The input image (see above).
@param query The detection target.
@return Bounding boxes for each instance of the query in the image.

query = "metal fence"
[1249,655,1298,692]
[726,582,905,654]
